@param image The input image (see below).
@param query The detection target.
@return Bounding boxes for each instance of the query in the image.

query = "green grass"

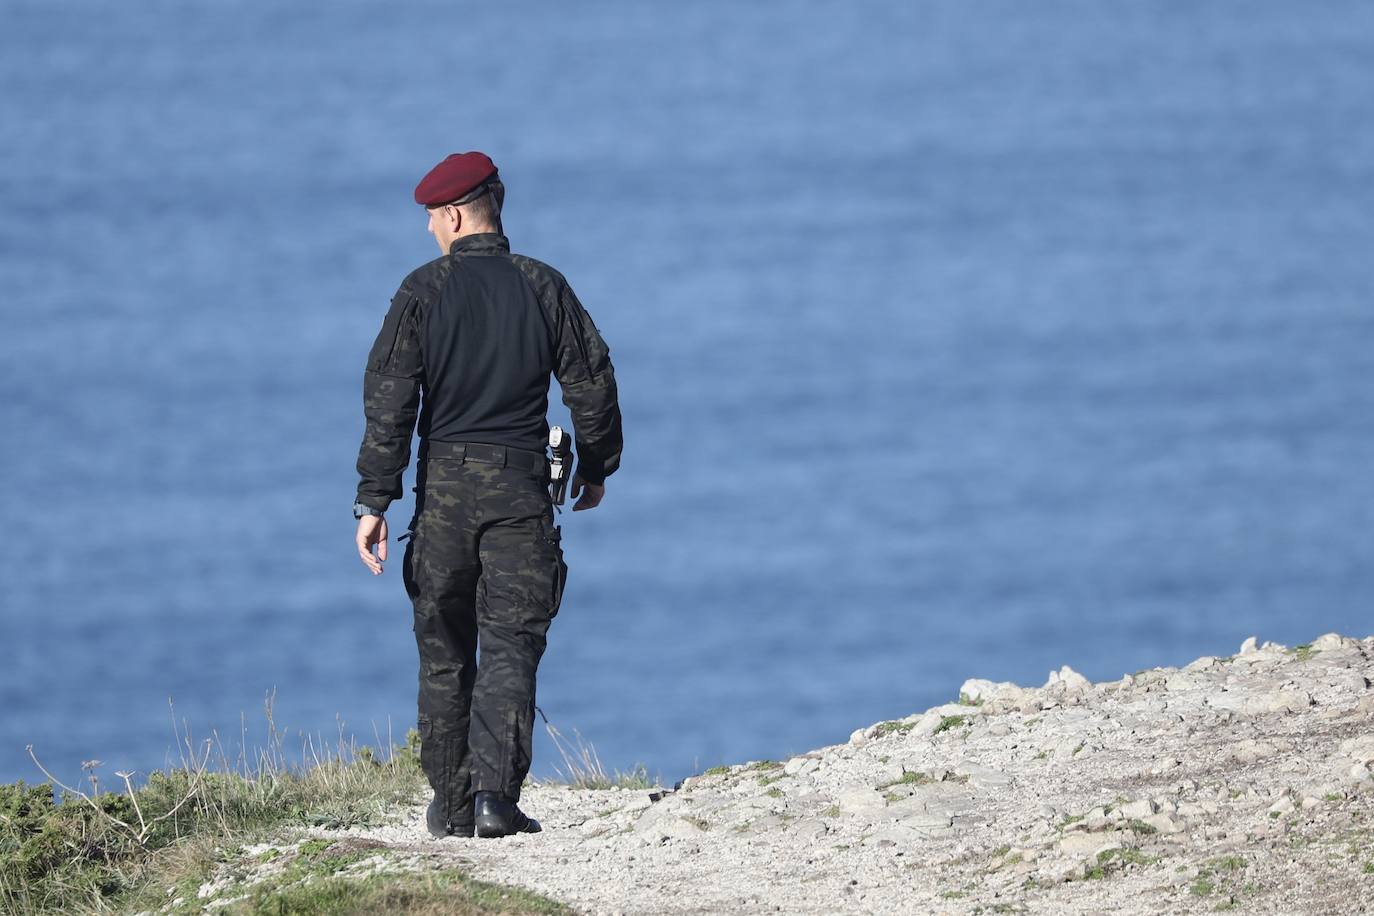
[957,693,985,707]
[933,715,971,735]
[874,720,916,737]
[1126,819,1158,835]
[878,770,934,791]
[230,865,571,915]
[765,787,784,799]
[1289,643,1317,661]
[1,707,574,916]
[1191,878,1215,897]
[2,728,431,916]
[1097,848,1159,867]
[1206,855,1246,872]
[703,765,730,777]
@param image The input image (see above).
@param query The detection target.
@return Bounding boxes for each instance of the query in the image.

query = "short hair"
[460,180,504,232]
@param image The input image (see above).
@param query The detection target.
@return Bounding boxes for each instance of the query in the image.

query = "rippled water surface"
[2,1,1372,785]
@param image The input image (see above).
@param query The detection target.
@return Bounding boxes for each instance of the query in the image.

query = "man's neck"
[455,224,499,240]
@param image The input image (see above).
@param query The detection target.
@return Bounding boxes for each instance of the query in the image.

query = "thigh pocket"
[539,519,568,619]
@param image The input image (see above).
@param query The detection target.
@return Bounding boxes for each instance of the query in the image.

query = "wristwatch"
[353,502,385,519]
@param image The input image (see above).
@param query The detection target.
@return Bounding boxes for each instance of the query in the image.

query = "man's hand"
[356,515,389,575]
[569,475,604,511]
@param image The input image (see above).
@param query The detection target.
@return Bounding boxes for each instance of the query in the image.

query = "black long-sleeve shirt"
[355,233,622,511]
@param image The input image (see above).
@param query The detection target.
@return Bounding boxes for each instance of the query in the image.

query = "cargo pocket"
[540,519,568,619]
[402,520,421,606]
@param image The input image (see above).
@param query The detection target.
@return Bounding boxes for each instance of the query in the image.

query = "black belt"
[421,440,548,475]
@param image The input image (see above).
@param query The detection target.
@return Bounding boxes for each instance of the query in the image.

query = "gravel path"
[316,633,1374,914]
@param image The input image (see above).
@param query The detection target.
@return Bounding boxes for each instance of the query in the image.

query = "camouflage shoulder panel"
[509,253,570,304]
[402,253,461,305]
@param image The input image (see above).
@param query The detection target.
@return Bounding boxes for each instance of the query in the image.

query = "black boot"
[473,791,541,838]
[426,791,474,838]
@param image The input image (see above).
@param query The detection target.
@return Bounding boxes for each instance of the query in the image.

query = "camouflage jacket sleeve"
[551,281,622,485]
[512,256,623,485]
[355,286,425,511]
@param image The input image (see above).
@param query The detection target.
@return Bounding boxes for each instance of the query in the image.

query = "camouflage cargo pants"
[402,443,567,818]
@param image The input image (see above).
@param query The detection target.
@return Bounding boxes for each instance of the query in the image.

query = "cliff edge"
[215,634,1374,914]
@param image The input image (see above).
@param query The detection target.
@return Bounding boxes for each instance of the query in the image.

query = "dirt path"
[304,634,1374,914]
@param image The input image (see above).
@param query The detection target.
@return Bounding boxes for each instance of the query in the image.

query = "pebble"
[1119,799,1155,819]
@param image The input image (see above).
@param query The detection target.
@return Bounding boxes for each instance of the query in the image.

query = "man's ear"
[433,205,458,234]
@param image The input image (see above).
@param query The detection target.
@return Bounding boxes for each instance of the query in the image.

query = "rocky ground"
[198,634,1374,914]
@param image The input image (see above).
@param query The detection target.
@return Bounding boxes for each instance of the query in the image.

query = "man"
[352,151,622,839]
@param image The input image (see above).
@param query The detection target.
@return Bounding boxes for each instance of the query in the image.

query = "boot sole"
[475,816,511,838]
[475,816,540,838]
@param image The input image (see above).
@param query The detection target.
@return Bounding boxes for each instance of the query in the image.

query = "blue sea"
[2,1,1372,789]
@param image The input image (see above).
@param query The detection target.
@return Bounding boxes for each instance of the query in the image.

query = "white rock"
[1328,671,1370,695]
[1165,671,1215,692]
[835,787,886,814]
[1338,735,1374,764]
[1207,689,1312,716]
[959,678,1018,704]
[1148,758,1181,780]
[910,710,945,737]
[1120,799,1156,819]
[1059,832,1122,856]
[1312,633,1356,650]
[1044,666,1093,694]
[1142,813,1184,834]
[1267,796,1295,816]
[1052,738,1085,760]
[1226,738,1286,764]
[1239,636,1258,655]
[901,812,953,832]
[625,793,654,812]
[863,824,926,846]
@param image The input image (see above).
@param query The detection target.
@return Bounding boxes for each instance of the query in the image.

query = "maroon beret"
[413,152,499,207]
